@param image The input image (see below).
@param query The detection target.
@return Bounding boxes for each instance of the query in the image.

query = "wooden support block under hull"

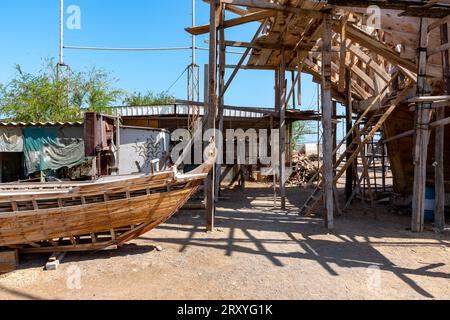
[0,249,19,273]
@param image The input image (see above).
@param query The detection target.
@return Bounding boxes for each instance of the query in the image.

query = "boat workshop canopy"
[186,0,450,233]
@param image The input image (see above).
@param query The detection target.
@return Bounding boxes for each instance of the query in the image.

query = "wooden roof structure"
[186,0,450,233]
[188,0,450,106]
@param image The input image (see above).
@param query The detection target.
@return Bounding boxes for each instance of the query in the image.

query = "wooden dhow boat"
[0,160,213,254]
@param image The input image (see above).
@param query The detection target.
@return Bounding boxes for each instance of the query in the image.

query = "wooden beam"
[338,15,348,93]
[221,0,323,18]
[333,22,417,76]
[435,22,448,232]
[185,10,275,35]
[322,14,334,230]
[215,4,226,201]
[382,116,450,145]
[205,0,220,232]
[428,14,450,32]
[428,42,450,57]
[327,0,450,13]
[279,48,287,210]
[345,68,354,201]
[224,40,295,51]
[203,0,248,16]
[412,18,432,233]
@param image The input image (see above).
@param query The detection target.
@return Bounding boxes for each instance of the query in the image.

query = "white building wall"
[119,126,170,175]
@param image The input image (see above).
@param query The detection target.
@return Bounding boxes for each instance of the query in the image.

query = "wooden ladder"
[300,80,411,216]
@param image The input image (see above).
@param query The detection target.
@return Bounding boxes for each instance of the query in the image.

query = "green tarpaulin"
[22,127,85,175]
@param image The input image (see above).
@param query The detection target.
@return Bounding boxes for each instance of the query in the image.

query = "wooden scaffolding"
[187,0,450,232]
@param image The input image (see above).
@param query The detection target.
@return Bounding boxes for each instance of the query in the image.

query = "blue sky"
[0,0,342,143]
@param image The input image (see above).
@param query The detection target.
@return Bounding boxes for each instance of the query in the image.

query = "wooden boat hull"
[0,163,211,253]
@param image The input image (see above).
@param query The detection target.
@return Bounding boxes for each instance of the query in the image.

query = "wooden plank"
[185,10,275,35]
[219,22,266,100]
[221,0,323,18]
[322,14,334,229]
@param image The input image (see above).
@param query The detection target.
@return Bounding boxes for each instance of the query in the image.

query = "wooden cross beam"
[220,0,324,17]
[202,0,249,16]
[185,10,275,35]
[332,22,418,75]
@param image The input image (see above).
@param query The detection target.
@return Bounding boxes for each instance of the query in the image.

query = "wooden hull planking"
[0,164,211,253]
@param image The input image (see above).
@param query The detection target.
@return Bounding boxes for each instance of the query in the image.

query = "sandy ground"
[0,183,449,300]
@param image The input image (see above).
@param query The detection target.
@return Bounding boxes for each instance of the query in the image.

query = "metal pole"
[192,0,196,67]
[60,0,64,66]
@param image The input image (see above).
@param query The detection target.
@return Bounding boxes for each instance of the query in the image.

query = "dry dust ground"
[0,183,449,300]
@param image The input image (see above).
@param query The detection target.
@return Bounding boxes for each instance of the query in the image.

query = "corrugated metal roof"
[111,103,265,119]
[0,121,84,127]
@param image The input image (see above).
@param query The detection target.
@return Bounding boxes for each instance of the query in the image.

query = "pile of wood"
[289,154,319,186]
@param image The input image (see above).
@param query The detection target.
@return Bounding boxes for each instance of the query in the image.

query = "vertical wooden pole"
[291,71,296,109]
[372,137,378,194]
[382,143,386,192]
[270,116,277,208]
[279,48,287,210]
[435,23,448,232]
[412,18,431,233]
[205,0,220,232]
[115,117,121,174]
[273,69,279,208]
[332,100,337,166]
[215,4,226,200]
[345,68,354,201]
[322,14,334,229]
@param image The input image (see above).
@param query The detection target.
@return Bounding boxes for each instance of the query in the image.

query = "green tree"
[292,121,315,147]
[122,91,175,106]
[0,59,122,122]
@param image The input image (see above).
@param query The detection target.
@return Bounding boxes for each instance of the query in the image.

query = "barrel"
[424,187,435,222]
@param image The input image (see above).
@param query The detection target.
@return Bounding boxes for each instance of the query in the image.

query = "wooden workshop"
[187,0,450,233]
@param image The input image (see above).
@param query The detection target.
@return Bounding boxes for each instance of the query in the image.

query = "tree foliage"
[292,121,315,146]
[0,59,122,122]
[122,91,175,106]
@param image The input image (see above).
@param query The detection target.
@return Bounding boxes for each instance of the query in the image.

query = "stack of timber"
[289,153,319,186]
[0,160,213,254]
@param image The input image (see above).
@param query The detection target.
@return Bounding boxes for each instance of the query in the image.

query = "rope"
[165,66,189,93]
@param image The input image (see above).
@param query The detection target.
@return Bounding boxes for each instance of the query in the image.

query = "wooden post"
[322,14,334,229]
[412,18,432,233]
[372,137,378,194]
[270,116,277,209]
[215,4,226,200]
[382,143,386,192]
[435,23,448,232]
[279,48,287,210]
[332,100,338,166]
[205,0,220,232]
[273,69,279,208]
[115,117,121,174]
[291,71,296,109]
[345,68,353,201]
